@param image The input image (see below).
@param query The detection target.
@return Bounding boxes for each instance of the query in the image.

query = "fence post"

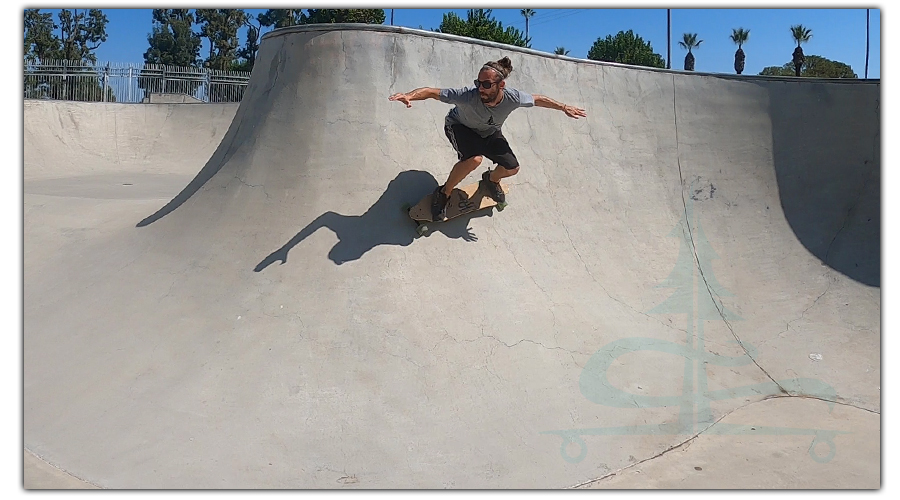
[205,69,211,103]
[102,62,109,102]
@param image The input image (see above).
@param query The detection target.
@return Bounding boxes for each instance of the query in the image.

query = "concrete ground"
[23,25,880,489]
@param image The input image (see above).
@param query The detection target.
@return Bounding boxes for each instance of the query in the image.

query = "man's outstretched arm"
[533,94,587,119]
[389,87,441,108]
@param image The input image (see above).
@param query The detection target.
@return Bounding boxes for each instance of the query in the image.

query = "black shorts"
[444,123,519,170]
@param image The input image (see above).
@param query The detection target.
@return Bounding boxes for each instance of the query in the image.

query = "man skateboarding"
[389,56,587,221]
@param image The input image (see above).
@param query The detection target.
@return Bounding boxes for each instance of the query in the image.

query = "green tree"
[234,17,261,73]
[24,10,58,98]
[56,9,108,62]
[554,46,570,56]
[434,9,528,47]
[790,24,812,76]
[196,9,249,70]
[730,28,749,74]
[24,9,61,61]
[33,9,109,63]
[587,30,666,69]
[759,55,856,78]
[678,32,702,71]
[195,9,250,103]
[301,9,386,24]
[24,8,108,62]
[258,9,304,29]
[23,9,110,102]
[143,9,201,66]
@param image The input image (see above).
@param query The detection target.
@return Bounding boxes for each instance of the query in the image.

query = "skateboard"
[403,176,509,237]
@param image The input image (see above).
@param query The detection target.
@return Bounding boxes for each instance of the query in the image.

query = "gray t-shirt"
[439,86,535,137]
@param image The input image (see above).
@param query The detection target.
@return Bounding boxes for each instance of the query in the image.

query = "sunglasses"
[474,79,500,89]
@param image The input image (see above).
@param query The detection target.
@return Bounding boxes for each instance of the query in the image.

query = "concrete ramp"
[24,100,238,201]
[24,25,879,489]
[24,100,238,179]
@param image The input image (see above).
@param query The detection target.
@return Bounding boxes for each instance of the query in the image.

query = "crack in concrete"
[669,75,784,396]
[556,211,686,336]
[782,394,879,414]
[379,330,425,369]
[233,175,270,199]
[325,117,357,128]
[389,38,398,90]
[428,329,454,353]
[692,253,783,392]
[159,276,179,303]
[147,106,174,149]
[375,136,405,174]
[434,318,587,366]
[384,349,424,370]
[25,448,102,489]
[339,32,348,85]
[488,224,562,343]
[568,392,877,489]
[470,331,583,366]
[484,340,505,383]
[759,279,833,348]
[576,68,589,122]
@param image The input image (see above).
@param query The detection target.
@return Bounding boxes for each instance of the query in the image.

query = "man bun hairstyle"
[483,56,514,80]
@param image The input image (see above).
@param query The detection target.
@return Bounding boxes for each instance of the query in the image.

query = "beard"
[480,89,500,103]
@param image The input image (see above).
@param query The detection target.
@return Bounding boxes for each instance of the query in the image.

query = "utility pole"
[667,9,671,69]
[865,8,869,78]
[391,9,394,25]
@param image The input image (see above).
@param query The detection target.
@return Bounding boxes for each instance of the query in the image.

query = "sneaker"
[481,170,505,203]
[431,185,450,221]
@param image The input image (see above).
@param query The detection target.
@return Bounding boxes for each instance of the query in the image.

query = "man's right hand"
[389,93,412,108]
[389,88,438,107]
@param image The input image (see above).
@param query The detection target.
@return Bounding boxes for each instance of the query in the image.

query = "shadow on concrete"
[134,113,260,228]
[136,47,286,228]
[254,170,494,269]
[765,80,880,287]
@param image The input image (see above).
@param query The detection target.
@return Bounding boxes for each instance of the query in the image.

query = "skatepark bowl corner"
[24,24,880,490]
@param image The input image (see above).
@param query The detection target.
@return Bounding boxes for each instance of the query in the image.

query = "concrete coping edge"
[260,23,879,85]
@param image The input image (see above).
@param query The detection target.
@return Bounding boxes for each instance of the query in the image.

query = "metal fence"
[23,59,251,103]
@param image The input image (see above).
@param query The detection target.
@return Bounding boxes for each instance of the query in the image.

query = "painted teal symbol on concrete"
[542,184,848,464]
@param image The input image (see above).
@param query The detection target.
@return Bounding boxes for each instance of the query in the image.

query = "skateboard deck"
[404,178,509,236]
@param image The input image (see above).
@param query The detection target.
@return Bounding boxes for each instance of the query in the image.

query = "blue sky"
[31,8,881,78]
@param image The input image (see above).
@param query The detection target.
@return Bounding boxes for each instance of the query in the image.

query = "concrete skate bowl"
[24,25,879,490]
[24,99,238,199]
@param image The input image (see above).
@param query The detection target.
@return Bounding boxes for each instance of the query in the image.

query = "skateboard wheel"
[416,224,428,236]
[497,202,507,211]
[401,203,411,212]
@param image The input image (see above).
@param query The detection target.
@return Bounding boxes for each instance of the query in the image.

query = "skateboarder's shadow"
[254,170,493,270]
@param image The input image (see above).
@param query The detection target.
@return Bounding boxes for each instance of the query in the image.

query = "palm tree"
[521,9,536,44]
[678,33,703,71]
[790,24,812,76]
[554,46,570,56]
[730,28,750,74]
